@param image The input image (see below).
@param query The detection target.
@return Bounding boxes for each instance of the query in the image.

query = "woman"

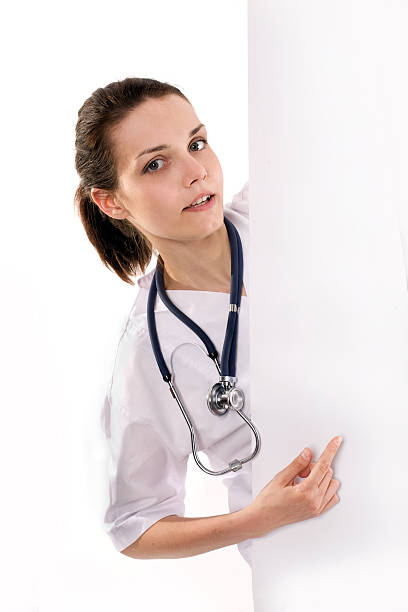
[74,77,342,569]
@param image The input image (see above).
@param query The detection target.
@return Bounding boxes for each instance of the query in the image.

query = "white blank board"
[248,1,408,610]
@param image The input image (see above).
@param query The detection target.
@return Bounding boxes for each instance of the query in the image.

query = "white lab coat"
[101,181,254,567]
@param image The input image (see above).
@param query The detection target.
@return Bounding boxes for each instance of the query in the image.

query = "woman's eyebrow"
[136,123,206,159]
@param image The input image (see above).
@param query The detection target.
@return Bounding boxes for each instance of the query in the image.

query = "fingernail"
[336,436,343,446]
[301,447,310,459]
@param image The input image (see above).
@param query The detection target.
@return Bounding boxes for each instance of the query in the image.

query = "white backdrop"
[0,1,253,611]
[248,1,408,610]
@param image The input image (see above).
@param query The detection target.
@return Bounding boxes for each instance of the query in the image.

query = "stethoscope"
[146,215,261,476]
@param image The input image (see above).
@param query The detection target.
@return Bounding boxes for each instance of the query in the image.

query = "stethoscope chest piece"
[207,375,245,416]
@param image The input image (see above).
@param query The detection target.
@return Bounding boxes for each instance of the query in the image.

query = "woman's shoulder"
[224,180,249,218]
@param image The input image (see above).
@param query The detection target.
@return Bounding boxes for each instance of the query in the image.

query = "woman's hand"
[247,436,343,537]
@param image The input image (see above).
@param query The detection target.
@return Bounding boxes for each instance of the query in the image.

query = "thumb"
[274,447,312,487]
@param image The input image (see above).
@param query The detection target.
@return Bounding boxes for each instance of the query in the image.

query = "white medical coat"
[101,180,254,567]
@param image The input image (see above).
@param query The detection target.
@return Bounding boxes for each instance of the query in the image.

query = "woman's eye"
[190,138,207,152]
[144,158,164,173]
[143,138,208,174]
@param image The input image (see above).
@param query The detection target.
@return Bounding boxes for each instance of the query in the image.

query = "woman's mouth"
[183,194,216,212]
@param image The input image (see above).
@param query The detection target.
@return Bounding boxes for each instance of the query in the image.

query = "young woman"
[74,77,342,569]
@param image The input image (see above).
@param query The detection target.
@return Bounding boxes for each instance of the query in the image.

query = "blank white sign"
[248,1,408,610]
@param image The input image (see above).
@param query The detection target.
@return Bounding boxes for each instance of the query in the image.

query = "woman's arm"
[120,507,255,560]
[122,437,343,560]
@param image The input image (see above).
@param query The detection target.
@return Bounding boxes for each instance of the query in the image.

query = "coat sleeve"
[100,393,189,553]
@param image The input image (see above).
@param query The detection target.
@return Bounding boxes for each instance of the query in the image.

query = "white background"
[0,1,253,610]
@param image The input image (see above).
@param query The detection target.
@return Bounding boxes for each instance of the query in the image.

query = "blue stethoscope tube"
[146,216,261,476]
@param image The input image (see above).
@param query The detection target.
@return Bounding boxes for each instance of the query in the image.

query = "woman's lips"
[183,194,216,212]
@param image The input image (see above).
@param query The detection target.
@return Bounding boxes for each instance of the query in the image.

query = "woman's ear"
[90,188,128,220]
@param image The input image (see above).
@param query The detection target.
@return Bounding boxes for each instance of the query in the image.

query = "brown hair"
[73,77,190,285]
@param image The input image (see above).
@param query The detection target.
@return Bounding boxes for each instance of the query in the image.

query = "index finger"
[307,436,342,487]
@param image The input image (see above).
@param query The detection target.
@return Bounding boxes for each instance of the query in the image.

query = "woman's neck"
[158,222,235,292]
[163,269,247,295]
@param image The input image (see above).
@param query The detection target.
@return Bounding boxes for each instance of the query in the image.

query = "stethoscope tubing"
[146,215,261,475]
[148,216,242,379]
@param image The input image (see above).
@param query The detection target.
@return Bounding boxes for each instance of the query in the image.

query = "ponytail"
[74,183,152,284]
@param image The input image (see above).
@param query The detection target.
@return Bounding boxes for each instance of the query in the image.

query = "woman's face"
[107,94,224,247]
